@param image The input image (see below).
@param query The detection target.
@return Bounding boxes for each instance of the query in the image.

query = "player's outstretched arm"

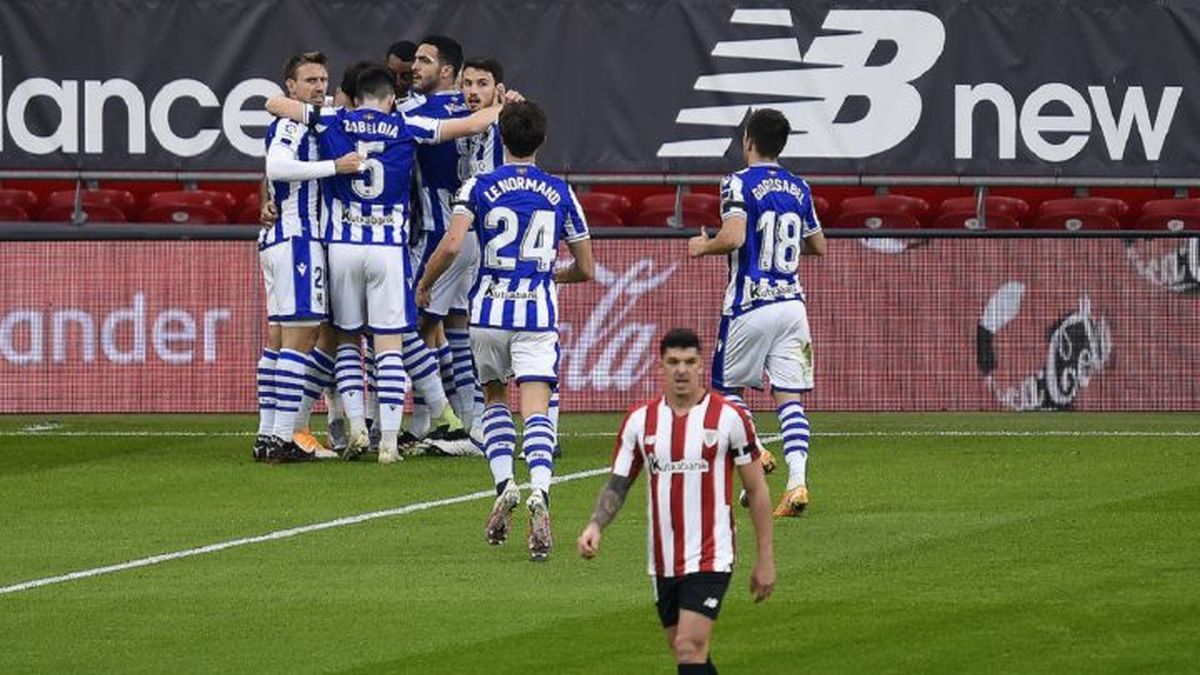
[737,459,776,602]
[265,97,308,123]
[577,474,633,559]
[688,215,747,257]
[803,230,827,256]
[415,213,471,308]
[555,239,596,284]
[437,88,525,142]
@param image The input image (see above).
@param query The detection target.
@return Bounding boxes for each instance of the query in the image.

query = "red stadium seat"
[236,193,265,225]
[633,206,720,228]
[1134,199,1200,231]
[812,195,830,224]
[638,192,721,216]
[141,203,229,224]
[0,204,30,221]
[146,190,238,218]
[832,194,929,229]
[932,196,1030,230]
[581,207,626,227]
[0,189,39,214]
[989,187,1074,212]
[576,192,634,221]
[38,202,127,223]
[1033,198,1128,231]
[45,189,137,219]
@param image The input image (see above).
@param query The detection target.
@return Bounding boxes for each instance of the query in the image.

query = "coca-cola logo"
[977,282,1114,411]
[558,259,677,392]
[1124,237,1200,294]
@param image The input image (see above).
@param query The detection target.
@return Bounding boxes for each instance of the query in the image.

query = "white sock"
[272,348,309,441]
[335,343,365,429]
[256,348,277,436]
[402,331,447,434]
[376,350,407,446]
[523,413,556,495]
[482,404,516,489]
[778,400,810,489]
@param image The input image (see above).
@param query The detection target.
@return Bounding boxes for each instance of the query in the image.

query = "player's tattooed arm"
[589,474,633,529]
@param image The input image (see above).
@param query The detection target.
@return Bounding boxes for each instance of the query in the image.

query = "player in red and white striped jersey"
[578,328,774,675]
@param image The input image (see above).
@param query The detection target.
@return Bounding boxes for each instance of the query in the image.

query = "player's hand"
[334,152,365,175]
[750,558,775,603]
[415,283,431,309]
[687,227,710,257]
[577,522,602,559]
[502,88,525,104]
[258,201,277,228]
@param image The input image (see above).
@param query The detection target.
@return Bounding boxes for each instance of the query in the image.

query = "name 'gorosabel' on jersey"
[719,163,822,317]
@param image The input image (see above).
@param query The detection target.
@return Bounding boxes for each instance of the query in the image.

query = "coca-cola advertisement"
[0,237,1197,413]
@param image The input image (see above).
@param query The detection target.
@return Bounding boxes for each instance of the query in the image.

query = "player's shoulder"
[619,398,658,427]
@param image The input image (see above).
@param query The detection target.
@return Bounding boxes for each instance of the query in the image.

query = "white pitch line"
[0,467,609,597]
[1,430,1198,438]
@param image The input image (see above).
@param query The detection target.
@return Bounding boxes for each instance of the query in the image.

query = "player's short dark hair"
[386,40,417,62]
[283,51,327,82]
[339,60,375,101]
[463,58,504,84]
[356,66,396,101]
[498,101,546,157]
[660,328,701,355]
[420,35,464,75]
[745,108,791,159]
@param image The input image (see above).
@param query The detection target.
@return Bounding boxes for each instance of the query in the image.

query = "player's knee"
[671,634,708,662]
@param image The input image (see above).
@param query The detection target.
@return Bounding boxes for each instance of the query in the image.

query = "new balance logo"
[703,597,720,610]
[658,9,945,159]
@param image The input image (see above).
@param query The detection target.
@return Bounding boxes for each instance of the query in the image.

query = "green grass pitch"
[1,413,1198,674]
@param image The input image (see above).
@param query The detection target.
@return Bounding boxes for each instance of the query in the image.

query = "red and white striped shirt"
[611,393,760,578]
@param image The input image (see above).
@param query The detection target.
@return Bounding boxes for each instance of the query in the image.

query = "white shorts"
[414,230,479,318]
[470,327,559,385]
[712,302,814,393]
[259,238,327,325]
[327,242,415,333]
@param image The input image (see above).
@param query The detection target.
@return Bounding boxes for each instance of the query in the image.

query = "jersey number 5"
[483,207,557,272]
[352,141,386,200]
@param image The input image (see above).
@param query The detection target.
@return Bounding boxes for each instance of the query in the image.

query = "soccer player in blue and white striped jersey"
[256,51,364,463]
[416,101,595,560]
[687,108,827,517]
[408,36,482,437]
[460,59,506,177]
[266,66,515,464]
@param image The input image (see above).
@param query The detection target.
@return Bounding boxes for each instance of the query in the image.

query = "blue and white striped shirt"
[411,91,471,233]
[259,118,322,249]
[461,121,505,178]
[719,163,821,317]
[452,163,590,331]
[309,106,441,245]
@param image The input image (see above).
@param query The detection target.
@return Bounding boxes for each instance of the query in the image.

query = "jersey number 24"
[483,207,556,272]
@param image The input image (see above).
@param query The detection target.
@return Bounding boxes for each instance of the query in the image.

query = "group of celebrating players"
[250,35,825,674]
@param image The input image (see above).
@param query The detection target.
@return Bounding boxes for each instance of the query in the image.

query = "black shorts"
[653,572,732,628]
